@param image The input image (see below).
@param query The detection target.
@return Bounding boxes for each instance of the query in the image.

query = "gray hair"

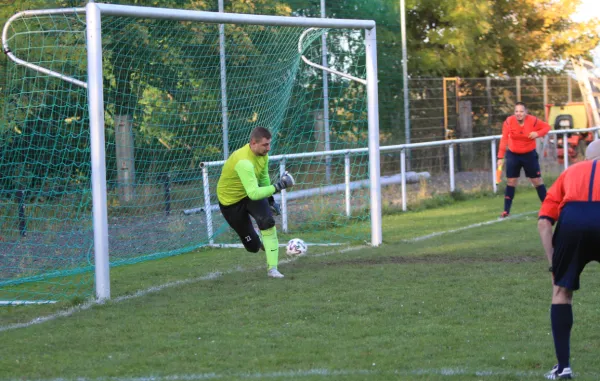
[585,139,600,160]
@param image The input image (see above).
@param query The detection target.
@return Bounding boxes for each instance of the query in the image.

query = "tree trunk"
[458,100,473,169]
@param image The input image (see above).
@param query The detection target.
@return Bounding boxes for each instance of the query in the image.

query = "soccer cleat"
[267,268,284,278]
[500,211,510,218]
[544,365,572,379]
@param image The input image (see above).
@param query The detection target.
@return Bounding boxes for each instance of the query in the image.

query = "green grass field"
[1,188,600,380]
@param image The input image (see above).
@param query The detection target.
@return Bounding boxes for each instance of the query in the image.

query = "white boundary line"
[0,246,364,333]
[0,300,57,305]
[402,210,538,243]
[5,368,599,380]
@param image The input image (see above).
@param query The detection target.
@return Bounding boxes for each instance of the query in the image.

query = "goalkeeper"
[216,127,295,279]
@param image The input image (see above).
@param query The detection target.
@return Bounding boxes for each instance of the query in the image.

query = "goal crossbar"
[95,3,375,29]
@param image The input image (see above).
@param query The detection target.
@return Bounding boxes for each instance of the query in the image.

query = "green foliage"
[408,0,599,76]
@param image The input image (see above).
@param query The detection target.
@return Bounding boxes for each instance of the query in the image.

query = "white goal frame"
[2,3,382,301]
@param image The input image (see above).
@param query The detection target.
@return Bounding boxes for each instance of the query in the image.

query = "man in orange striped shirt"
[537,139,600,380]
[497,102,551,218]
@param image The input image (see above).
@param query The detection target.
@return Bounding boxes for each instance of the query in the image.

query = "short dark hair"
[250,127,272,142]
[515,101,527,109]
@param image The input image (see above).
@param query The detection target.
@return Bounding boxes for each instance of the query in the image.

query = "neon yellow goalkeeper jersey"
[217,144,275,206]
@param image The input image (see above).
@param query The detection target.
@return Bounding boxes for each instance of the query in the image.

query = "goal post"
[86,3,110,301]
[1,3,381,302]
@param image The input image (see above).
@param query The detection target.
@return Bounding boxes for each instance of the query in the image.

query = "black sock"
[536,184,547,202]
[551,304,573,372]
[504,185,515,214]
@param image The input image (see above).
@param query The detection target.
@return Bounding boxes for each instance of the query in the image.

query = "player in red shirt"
[497,102,551,218]
[538,139,600,380]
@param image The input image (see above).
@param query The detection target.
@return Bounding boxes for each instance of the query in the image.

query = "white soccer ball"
[286,238,307,257]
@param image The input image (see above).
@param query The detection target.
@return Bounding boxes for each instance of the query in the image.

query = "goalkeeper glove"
[268,196,281,216]
[273,171,295,193]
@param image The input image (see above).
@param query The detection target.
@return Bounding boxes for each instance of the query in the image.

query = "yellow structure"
[546,102,589,130]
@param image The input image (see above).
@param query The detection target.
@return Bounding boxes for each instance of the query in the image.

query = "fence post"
[516,76,521,102]
[202,166,213,245]
[218,0,230,160]
[401,148,407,211]
[321,0,331,183]
[280,159,288,233]
[563,133,569,170]
[449,144,455,192]
[344,153,351,217]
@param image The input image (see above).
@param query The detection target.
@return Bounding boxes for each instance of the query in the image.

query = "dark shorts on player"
[505,149,541,178]
[552,202,600,291]
[219,197,275,253]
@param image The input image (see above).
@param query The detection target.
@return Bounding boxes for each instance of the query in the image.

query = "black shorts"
[505,149,541,178]
[552,202,600,291]
[219,197,275,252]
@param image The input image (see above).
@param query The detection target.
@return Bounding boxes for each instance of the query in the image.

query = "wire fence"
[378,75,583,178]
[402,75,580,144]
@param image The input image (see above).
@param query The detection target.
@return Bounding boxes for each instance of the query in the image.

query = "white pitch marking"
[0,300,57,305]
[402,210,538,243]
[8,367,599,380]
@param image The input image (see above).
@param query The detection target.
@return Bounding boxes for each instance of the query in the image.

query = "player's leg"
[547,284,573,380]
[548,255,574,379]
[246,198,282,277]
[219,200,262,253]
[548,206,600,379]
[524,150,546,201]
[502,150,520,217]
[546,209,583,379]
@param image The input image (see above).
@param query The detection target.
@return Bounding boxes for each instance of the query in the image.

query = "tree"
[405,0,600,76]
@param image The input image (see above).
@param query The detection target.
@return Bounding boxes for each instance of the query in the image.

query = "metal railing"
[199,127,600,244]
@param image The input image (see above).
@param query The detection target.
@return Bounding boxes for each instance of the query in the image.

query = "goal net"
[0,4,379,303]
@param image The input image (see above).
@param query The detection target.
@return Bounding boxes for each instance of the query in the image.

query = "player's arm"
[497,120,509,160]
[235,160,275,200]
[536,119,551,137]
[258,161,271,187]
[529,118,551,139]
[538,218,554,266]
[538,171,565,224]
[538,171,566,264]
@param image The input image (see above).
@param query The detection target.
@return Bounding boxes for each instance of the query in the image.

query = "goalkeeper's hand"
[268,196,281,216]
[273,171,295,193]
